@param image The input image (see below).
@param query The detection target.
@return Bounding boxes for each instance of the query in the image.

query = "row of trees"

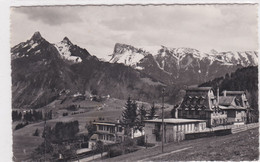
[42,120,79,144]
[12,110,53,122]
[12,110,22,121]
[32,121,80,161]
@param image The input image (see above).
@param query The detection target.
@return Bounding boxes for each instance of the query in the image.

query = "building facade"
[144,118,206,144]
[178,87,251,127]
[90,121,125,145]
[219,91,249,124]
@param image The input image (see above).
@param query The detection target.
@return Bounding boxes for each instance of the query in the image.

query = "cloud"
[10,5,258,60]
[15,7,83,26]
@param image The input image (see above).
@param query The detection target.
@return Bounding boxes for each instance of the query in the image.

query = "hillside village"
[12,83,259,161]
[10,31,259,162]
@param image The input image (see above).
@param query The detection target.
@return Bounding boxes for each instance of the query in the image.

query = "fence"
[185,123,259,140]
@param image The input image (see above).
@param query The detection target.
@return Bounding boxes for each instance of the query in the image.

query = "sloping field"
[108,127,259,161]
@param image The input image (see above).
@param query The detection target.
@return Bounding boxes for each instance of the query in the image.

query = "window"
[195,111,199,115]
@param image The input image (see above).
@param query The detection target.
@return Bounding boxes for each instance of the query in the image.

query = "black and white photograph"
[9,4,259,161]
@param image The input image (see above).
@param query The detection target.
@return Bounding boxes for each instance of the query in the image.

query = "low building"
[91,121,125,144]
[144,118,206,143]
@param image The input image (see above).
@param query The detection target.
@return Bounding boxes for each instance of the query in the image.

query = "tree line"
[12,110,52,122]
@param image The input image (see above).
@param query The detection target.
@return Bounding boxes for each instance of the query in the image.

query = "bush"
[136,135,145,146]
[107,146,123,158]
[15,122,28,130]
[81,142,89,148]
[33,128,40,136]
[66,105,78,111]
[122,137,135,147]
[125,147,138,154]
[62,112,68,116]
[144,143,155,147]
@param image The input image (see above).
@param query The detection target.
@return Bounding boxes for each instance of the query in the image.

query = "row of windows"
[98,134,115,141]
[182,110,206,116]
[98,125,123,133]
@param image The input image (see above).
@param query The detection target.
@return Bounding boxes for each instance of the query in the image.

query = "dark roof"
[222,91,245,95]
[219,96,235,106]
[186,87,212,91]
[180,94,209,110]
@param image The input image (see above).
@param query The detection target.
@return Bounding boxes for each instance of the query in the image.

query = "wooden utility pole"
[44,116,46,162]
[161,88,165,153]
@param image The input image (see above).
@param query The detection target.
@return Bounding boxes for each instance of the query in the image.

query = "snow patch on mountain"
[110,43,150,67]
[55,38,82,63]
[110,43,258,69]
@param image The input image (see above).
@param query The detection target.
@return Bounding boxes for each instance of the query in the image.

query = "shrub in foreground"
[107,146,123,158]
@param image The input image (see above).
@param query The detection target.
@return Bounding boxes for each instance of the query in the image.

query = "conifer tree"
[149,102,156,119]
[139,104,147,124]
[122,97,138,136]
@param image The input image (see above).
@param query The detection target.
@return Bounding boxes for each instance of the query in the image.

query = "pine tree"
[122,97,138,137]
[149,102,156,119]
[139,104,147,124]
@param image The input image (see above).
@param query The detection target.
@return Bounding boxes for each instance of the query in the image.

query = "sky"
[11,5,258,60]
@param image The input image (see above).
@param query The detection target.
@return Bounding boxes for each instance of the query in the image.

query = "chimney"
[223,90,226,97]
[217,88,219,104]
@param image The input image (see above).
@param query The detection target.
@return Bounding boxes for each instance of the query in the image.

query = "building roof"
[144,118,206,124]
[222,91,245,95]
[180,94,209,110]
[186,87,212,92]
[90,134,98,140]
[93,121,121,126]
[218,96,235,106]
[219,105,246,110]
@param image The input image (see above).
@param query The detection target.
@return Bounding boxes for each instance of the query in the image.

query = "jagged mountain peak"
[61,37,73,46]
[110,43,151,66]
[30,31,43,42]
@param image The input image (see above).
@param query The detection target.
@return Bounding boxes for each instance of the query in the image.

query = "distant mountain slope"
[199,66,258,120]
[109,43,258,85]
[11,32,166,109]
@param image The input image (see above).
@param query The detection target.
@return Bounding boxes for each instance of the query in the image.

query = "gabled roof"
[219,96,235,106]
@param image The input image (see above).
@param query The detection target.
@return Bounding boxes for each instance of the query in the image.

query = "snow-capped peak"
[110,43,151,67]
[55,37,82,63]
[109,43,258,69]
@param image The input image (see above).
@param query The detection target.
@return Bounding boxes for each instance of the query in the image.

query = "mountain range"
[11,32,166,109]
[11,32,258,109]
[110,43,258,85]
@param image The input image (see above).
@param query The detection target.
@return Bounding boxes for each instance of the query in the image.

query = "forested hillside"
[199,66,258,121]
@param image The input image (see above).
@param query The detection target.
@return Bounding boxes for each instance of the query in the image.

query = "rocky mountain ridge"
[110,43,258,85]
[11,32,167,109]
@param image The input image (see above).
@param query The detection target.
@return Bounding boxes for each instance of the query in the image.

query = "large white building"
[144,118,206,143]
